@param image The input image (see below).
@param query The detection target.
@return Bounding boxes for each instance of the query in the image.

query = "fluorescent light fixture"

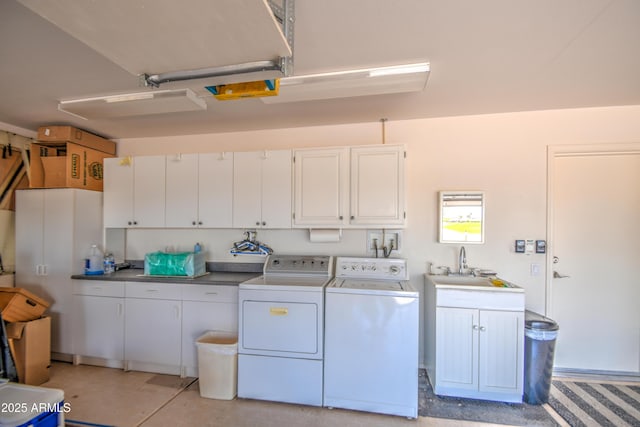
[58,88,207,120]
[262,62,429,104]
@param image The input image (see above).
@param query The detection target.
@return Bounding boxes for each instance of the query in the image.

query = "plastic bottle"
[103,252,115,274]
[194,242,202,253]
[86,245,104,275]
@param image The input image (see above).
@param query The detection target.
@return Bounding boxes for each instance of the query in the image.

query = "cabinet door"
[165,153,198,227]
[133,156,166,227]
[15,190,44,289]
[73,294,125,360]
[293,148,349,227]
[233,151,263,228]
[198,152,233,227]
[103,157,134,228]
[435,307,478,392]
[125,298,181,367]
[350,145,405,226]
[478,310,524,395]
[261,149,292,228]
[43,190,76,354]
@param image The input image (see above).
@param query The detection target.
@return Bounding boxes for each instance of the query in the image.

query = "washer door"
[241,300,319,355]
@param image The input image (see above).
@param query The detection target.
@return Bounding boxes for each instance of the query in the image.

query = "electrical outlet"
[367,230,402,253]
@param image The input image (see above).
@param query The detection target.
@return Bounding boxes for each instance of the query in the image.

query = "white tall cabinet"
[165,152,233,228]
[103,156,166,228]
[293,144,406,228]
[15,189,103,357]
[233,150,292,229]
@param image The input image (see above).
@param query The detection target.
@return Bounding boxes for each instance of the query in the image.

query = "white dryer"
[324,257,419,418]
[238,255,333,406]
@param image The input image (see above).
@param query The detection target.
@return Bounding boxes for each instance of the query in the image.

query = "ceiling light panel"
[262,63,430,104]
[58,89,207,120]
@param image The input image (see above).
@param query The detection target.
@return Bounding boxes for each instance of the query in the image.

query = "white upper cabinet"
[233,150,292,229]
[104,156,166,228]
[293,148,349,227]
[165,153,233,228]
[350,145,406,226]
[293,145,406,228]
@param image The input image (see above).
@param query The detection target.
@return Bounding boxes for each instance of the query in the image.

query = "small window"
[439,191,485,243]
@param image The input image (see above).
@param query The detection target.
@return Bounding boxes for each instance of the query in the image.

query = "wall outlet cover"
[515,240,525,253]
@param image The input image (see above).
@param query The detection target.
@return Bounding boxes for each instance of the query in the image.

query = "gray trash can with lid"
[524,311,559,404]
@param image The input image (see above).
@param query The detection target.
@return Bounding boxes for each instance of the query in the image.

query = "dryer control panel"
[263,255,333,276]
[335,257,408,280]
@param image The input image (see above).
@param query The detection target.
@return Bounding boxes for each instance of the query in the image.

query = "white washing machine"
[238,255,333,406]
[324,257,419,418]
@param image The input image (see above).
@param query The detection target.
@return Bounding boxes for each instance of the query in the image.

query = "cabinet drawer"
[125,282,182,300]
[437,289,524,311]
[182,284,237,302]
[73,280,125,297]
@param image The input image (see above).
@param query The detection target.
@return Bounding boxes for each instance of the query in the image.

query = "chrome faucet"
[459,246,467,275]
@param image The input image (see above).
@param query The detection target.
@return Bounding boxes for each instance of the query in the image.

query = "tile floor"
[42,362,538,427]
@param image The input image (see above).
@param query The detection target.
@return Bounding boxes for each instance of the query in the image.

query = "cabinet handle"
[473,325,479,330]
[42,265,48,276]
[256,221,260,226]
[133,221,138,225]
[174,305,180,319]
[350,215,355,220]
[339,215,343,220]
[117,303,123,317]
[479,326,486,332]
[205,292,218,296]
[128,221,132,226]
[198,221,203,225]
[192,221,196,226]
[146,289,159,293]
[262,221,266,226]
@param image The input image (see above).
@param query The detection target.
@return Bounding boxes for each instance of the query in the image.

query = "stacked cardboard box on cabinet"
[30,125,116,191]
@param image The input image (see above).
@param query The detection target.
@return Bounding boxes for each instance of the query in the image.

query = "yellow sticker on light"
[270,307,288,316]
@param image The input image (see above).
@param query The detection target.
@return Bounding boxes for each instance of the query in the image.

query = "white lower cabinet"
[124,282,182,375]
[181,285,238,377]
[72,280,239,377]
[425,276,525,403]
[72,281,125,368]
[435,307,524,401]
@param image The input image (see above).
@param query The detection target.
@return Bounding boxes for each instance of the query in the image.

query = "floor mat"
[418,370,558,426]
[548,380,640,427]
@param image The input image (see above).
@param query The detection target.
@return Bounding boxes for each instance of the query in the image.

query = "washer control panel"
[335,257,408,280]
[263,255,333,276]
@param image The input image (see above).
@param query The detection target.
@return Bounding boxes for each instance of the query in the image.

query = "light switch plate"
[525,239,535,254]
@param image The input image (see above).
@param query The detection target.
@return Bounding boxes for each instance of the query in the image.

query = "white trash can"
[196,331,238,400]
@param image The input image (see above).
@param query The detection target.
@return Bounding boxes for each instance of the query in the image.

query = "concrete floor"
[42,362,539,427]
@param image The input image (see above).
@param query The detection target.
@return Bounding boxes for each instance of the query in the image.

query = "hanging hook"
[380,118,388,145]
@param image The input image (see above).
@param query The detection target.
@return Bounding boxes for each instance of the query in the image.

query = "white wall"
[116,105,640,363]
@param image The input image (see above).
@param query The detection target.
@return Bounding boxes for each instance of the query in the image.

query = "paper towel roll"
[309,229,342,243]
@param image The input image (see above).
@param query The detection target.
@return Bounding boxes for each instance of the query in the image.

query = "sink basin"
[430,275,494,287]
[428,275,519,289]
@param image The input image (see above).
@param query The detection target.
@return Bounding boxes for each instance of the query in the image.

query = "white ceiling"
[1,0,639,140]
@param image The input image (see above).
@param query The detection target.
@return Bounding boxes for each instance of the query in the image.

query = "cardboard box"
[29,142,113,191]
[0,287,50,322]
[5,316,51,385]
[37,125,116,155]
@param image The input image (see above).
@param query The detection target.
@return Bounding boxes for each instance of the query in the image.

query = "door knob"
[553,271,570,279]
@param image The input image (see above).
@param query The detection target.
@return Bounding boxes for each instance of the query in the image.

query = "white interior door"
[550,149,640,373]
